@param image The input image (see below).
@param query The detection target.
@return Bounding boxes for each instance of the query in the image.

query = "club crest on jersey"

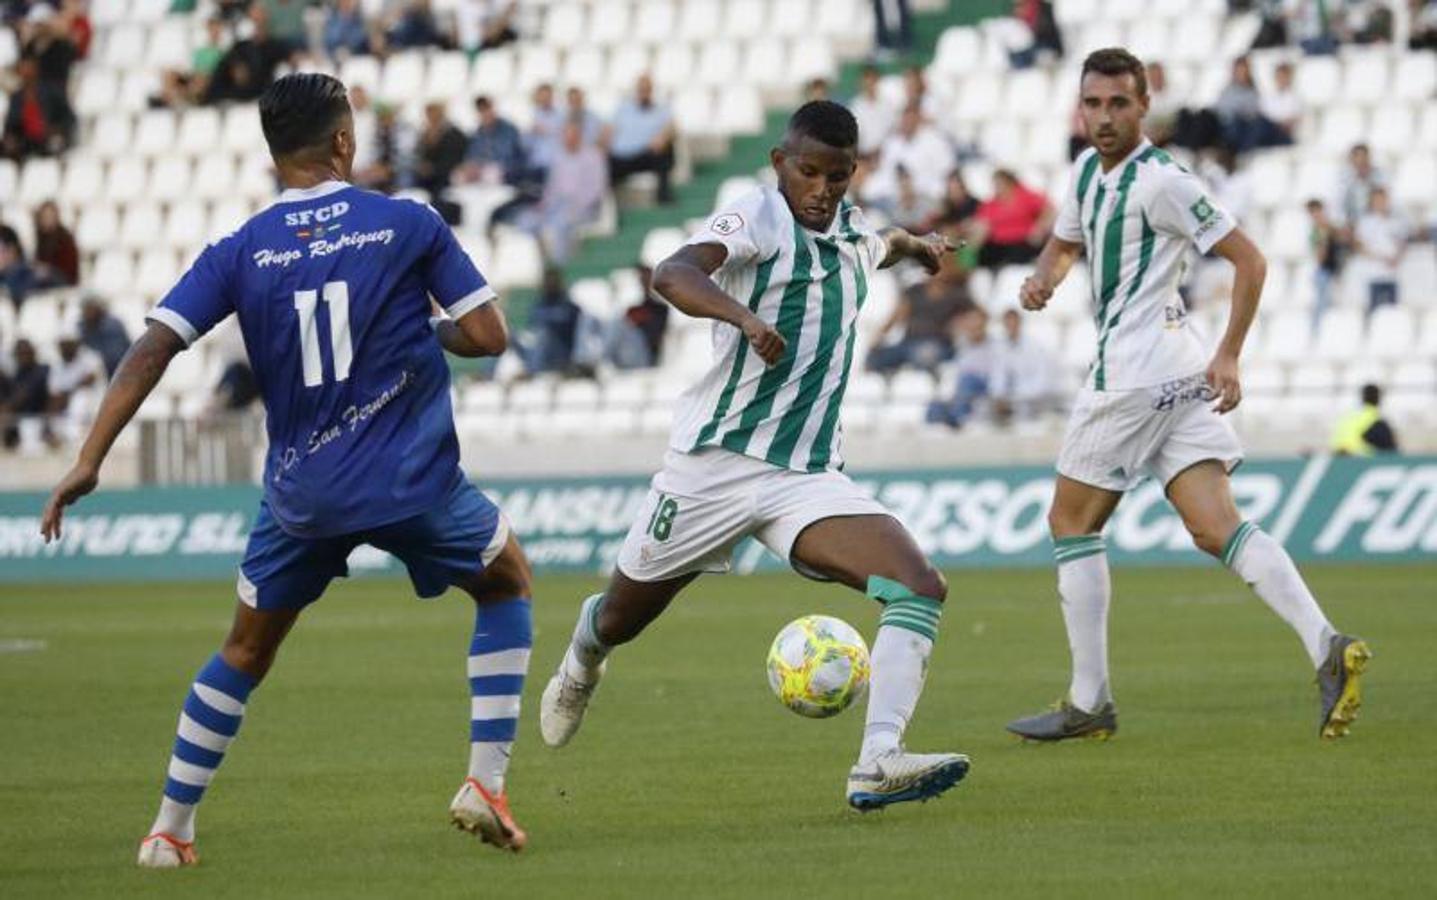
[285,200,350,238]
[711,213,744,236]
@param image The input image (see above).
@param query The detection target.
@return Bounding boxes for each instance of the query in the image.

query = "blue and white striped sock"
[150,653,257,841]
[467,597,532,794]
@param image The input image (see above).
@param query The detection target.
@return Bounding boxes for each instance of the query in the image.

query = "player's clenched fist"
[1019,276,1054,311]
[741,313,787,366]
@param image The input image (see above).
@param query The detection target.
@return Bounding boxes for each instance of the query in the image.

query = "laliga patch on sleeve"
[711,213,744,236]
[1189,196,1217,224]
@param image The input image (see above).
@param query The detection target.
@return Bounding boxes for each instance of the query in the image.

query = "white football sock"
[561,594,610,683]
[1054,535,1112,712]
[859,582,943,766]
[150,797,197,843]
[1223,523,1336,668]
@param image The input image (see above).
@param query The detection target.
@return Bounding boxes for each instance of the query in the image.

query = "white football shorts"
[615,447,892,582]
[1056,372,1244,493]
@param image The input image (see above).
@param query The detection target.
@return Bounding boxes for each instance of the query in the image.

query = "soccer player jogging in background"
[539,101,971,811]
[40,74,537,864]
[1007,49,1371,743]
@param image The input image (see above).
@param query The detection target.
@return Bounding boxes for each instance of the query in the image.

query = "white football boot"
[846,749,971,811]
[539,661,605,747]
[449,778,527,852]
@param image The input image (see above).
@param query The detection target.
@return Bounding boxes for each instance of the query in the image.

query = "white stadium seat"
[717,86,765,136]
[103,24,147,69]
[222,106,268,155]
[1167,16,1219,65]
[1296,55,1341,107]
[1393,154,1437,205]
[933,27,981,79]
[130,0,172,22]
[1368,104,1416,156]
[1394,51,1437,103]
[164,200,209,255]
[651,43,695,92]
[1341,51,1389,106]
[116,69,158,114]
[59,157,105,207]
[1365,306,1415,361]
[340,55,382,95]
[640,228,686,268]
[1004,67,1050,118]
[147,156,193,204]
[177,107,222,156]
[73,68,117,119]
[18,158,61,207]
[589,2,633,46]
[677,2,722,43]
[633,1,677,45]
[425,51,472,102]
[135,249,180,299]
[1311,309,1363,361]
[119,204,164,251]
[191,154,239,202]
[789,37,836,84]
[606,44,650,93]
[105,156,149,205]
[543,2,587,48]
[696,42,742,89]
[381,53,427,101]
[514,44,561,92]
[470,47,515,96]
[77,207,121,254]
[1316,107,1367,155]
[724,0,767,41]
[1125,19,1170,61]
[569,278,615,319]
[563,46,606,91]
[90,112,133,159]
[208,199,253,240]
[146,18,192,71]
[771,0,812,38]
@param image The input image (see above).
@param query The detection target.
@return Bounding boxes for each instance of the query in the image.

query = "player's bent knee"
[468,538,534,603]
[1187,525,1228,559]
[894,565,947,604]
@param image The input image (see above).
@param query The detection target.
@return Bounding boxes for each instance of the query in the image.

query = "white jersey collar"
[275,180,351,204]
[1099,139,1152,182]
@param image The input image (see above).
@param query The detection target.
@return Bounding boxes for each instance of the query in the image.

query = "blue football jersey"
[149,181,492,538]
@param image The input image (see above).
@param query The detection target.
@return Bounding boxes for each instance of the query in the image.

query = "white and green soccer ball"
[766,615,871,718]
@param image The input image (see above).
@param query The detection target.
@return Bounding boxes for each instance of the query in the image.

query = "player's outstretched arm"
[41,322,185,541]
[877,227,959,273]
[1207,228,1268,414]
[652,243,786,365]
[1019,237,1083,311]
[434,302,509,358]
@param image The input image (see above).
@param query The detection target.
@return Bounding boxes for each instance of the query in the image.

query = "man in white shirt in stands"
[847,64,898,157]
[47,331,106,442]
[1351,186,1407,313]
[866,104,955,208]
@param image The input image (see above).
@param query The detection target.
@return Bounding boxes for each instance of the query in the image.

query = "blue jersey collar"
[274,180,351,204]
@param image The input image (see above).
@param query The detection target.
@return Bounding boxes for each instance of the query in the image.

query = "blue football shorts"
[236,478,509,611]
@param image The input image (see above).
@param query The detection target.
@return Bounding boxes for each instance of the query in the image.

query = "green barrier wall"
[1,455,1433,583]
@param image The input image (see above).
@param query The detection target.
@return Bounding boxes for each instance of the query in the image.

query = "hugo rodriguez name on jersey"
[1054,141,1237,391]
[147,181,494,538]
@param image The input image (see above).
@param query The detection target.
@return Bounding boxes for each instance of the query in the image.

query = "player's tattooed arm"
[41,322,185,541]
[652,243,786,366]
[876,227,959,273]
[1207,228,1267,414]
[433,301,509,358]
[1019,236,1084,311]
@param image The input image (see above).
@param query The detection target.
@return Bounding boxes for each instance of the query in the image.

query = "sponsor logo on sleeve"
[711,213,744,236]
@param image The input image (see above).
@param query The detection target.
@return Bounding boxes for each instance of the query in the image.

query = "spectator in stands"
[1144,61,1180,146]
[0,222,38,311]
[901,64,943,123]
[58,0,92,60]
[1008,0,1064,69]
[1412,0,1437,50]
[1261,60,1303,141]
[922,170,981,242]
[349,84,378,175]
[606,265,669,370]
[1338,142,1387,227]
[992,308,1055,422]
[324,0,370,60]
[20,2,78,91]
[1305,198,1344,334]
[189,17,230,99]
[875,165,940,232]
[455,95,526,187]
[804,78,831,103]
[515,119,607,264]
[868,104,954,206]
[32,200,75,282]
[970,168,1053,268]
[1,56,75,159]
[47,330,105,440]
[847,65,897,157]
[389,0,447,50]
[209,360,260,415]
[259,0,309,54]
[524,83,565,181]
[1350,1,1394,43]
[1293,0,1341,54]
[872,0,913,60]
[353,101,412,194]
[565,86,603,146]
[925,308,997,428]
[455,0,518,52]
[1,338,51,449]
[1351,186,1407,313]
[867,256,974,375]
[1331,384,1400,455]
[1213,56,1290,153]
[519,268,583,375]
[204,4,292,104]
[77,295,130,378]
[605,75,677,206]
[412,101,467,208]
[1250,0,1289,49]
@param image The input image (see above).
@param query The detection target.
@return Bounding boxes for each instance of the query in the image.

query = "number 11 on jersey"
[294,280,353,387]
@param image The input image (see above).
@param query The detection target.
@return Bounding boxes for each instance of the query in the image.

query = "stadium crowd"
[1,0,1433,452]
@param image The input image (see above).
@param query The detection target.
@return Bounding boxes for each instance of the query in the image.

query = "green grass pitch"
[2,564,1433,898]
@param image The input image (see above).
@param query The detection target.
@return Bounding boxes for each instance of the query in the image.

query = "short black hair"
[1082,47,1148,97]
[786,100,858,150]
[259,73,351,159]
[1361,383,1382,406]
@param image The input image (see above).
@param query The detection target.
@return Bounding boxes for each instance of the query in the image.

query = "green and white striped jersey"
[670,186,886,473]
[1055,140,1237,391]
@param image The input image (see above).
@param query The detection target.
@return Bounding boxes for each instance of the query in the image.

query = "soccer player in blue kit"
[40,74,535,864]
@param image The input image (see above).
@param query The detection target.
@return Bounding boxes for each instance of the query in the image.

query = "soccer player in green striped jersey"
[1007,49,1369,743]
[540,101,972,811]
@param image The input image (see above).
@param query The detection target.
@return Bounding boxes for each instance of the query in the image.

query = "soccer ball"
[766,615,871,718]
